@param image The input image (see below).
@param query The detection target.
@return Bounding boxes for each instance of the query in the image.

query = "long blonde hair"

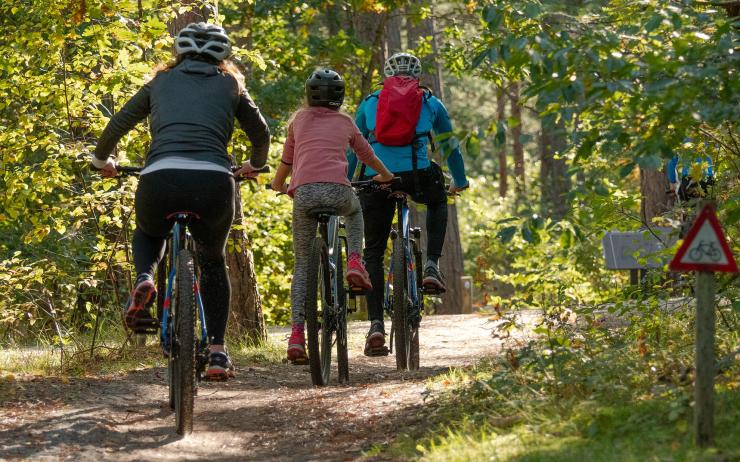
[150,55,246,93]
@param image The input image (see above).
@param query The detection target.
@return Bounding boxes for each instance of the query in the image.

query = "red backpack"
[374,76,423,146]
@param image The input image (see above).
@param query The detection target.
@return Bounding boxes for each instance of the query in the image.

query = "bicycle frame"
[384,196,422,329]
[160,216,208,353]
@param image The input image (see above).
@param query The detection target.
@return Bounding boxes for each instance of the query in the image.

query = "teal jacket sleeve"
[347,100,369,180]
[431,97,468,188]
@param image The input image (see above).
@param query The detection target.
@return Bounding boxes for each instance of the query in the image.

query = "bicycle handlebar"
[350,178,467,196]
[232,165,270,182]
[99,164,270,180]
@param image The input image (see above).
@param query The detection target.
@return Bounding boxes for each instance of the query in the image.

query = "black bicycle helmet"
[305,69,345,109]
[175,22,231,61]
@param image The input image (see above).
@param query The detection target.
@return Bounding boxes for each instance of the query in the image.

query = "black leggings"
[360,163,448,322]
[133,169,235,345]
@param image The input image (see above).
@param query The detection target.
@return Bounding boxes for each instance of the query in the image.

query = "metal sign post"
[669,202,738,448]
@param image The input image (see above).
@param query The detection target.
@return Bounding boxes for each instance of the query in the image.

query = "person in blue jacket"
[348,52,469,355]
[667,150,714,202]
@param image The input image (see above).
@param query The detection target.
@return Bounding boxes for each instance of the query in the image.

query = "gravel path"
[0,314,516,461]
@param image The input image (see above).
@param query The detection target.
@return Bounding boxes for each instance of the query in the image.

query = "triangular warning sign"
[669,204,738,273]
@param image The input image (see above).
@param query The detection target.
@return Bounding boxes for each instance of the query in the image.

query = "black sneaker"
[364,320,389,356]
[205,351,236,381]
[422,265,446,293]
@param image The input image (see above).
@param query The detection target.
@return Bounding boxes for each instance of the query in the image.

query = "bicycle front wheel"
[392,236,410,370]
[171,249,196,435]
[305,237,332,386]
[335,238,349,383]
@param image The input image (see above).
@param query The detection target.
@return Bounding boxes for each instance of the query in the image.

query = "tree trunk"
[167,0,207,37]
[355,9,387,99]
[226,187,266,342]
[539,118,571,220]
[385,11,402,55]
[510,82,524,195]
[640,167,671,224]
[407,1,444,99]
[325,1,344,36]
[497,87,508,198]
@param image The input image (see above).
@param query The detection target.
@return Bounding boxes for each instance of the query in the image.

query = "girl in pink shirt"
[271,69,392,363]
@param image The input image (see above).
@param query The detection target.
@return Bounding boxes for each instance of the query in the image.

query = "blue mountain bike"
[118,165,267,434]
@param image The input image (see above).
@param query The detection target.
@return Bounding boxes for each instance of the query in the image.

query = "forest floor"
[0,313,537,461]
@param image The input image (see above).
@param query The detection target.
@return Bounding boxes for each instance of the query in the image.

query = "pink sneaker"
[287,323,307,364]
[124,275,157,332]
[346,253,372,290]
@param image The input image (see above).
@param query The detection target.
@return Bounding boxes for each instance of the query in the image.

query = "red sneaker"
[287,323,307,364]
[346,253,372,290]
[124,276,157,332]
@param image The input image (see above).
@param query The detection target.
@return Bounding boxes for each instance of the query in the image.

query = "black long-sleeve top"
[94,59,270,171]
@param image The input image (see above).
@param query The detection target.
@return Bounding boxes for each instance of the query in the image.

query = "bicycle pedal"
[132,319,159,335]
[348,287,368,297]
[421,287,446,296]
[365,346,390,357]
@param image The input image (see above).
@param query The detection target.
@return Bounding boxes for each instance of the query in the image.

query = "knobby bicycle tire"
[392,235,410,370]
[409,327,420,370]
[409,246,422,371]
[305,237,330,386]
[173,249,196,435]
[335,239,349,383]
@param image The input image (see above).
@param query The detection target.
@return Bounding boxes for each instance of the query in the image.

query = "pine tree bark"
[355,9,387,98]
[539,118,571,220]
[640,167,671,224]
[167,0,207,37]
[407,1,444,99]
[385,11,402,55]
[226,187,266,342]
[497,87,508,198]
[510,82,525,194]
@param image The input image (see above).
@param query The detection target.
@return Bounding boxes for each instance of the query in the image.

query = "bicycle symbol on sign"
[688,240,722,262]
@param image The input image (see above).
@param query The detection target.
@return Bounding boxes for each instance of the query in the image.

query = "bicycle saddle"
[307,206,338,220]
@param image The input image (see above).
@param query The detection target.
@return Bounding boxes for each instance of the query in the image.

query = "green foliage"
[1,0,441,340]
[374,300,740,460]
[457,0,739,164]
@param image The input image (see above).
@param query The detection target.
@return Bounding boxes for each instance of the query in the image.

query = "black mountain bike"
[304,209,353,386]
[118,165,267,434]
[355,179,455,371]
[267,185,355,386]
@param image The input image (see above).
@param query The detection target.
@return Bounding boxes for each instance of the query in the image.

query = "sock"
[135,272,152,286]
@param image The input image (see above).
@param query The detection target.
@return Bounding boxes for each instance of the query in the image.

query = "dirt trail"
[0,314,518,461]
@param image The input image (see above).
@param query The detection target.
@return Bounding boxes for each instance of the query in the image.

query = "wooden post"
[694,271,715,447]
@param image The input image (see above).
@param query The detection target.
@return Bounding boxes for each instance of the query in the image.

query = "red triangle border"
[669,204,738,273]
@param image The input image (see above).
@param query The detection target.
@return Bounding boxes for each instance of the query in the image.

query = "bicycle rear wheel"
[392,235,410,370]
[409,327,420,370]
[335,239,349,383]
[305,237,332,386]
[171,249,196,435]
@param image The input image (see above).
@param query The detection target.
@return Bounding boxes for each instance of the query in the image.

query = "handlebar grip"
[117,166,143,174]
[232,165,271,174]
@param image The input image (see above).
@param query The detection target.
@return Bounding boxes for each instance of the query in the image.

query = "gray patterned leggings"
[291,183,364,324]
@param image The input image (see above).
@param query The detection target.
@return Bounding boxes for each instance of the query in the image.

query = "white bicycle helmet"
[383,52,422,78]
[175,22,231,61]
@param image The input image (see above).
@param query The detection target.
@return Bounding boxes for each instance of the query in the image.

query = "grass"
[0,323,285,378]
[370,307,740,462]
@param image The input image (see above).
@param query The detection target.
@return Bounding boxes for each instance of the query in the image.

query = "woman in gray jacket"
[91,23,270,381]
